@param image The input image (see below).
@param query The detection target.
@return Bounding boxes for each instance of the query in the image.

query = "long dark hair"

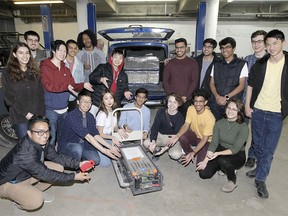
[7,42,40,82]
[97,89,118,117]
[225,98,245,124]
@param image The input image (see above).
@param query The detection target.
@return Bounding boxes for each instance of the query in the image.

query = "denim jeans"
[13,122,28,140]
[45,110,67,146]
[98,139,112,167]
[252,108,283,182]
[60,142,101,166]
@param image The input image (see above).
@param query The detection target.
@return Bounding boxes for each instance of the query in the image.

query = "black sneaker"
[245,158,256,167]
[255,180,269,198]
[246,168,257,178]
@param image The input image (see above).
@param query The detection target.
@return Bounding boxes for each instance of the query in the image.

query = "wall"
[14,18,288,58]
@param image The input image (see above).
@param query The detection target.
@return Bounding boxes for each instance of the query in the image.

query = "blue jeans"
[252,108,283,182]
[13,122,28,140]
[46,110,67,146]
[60,142,101,166]
[98,139,112,167]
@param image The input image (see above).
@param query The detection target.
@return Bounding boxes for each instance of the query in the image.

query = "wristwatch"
[225,95,230,101]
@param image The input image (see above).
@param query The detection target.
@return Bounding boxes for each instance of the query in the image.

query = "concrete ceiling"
[0,0,288,23]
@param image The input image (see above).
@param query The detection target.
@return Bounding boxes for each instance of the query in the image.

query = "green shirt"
[208,119,249,154]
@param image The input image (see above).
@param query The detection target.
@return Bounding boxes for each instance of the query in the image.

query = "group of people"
[160,29,288,199]
[0,27,287,214]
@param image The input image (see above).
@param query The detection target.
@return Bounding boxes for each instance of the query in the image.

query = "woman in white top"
[96,89,127,147]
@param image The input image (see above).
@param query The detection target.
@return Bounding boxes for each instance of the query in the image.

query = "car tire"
[0,114,18,148]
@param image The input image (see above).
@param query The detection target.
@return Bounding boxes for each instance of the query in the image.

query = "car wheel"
[0,114,18,148]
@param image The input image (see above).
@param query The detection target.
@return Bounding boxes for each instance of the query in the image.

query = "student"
[89,48,132,115]
[96,89,128,147]
[2,42,45,139]
[118,88,150,140]
[77,29,106,82]
[58,89,121,168]
[24,30,46,65]
[64,39,85,111]
[41,40,93,146]
[144,93,184,161]
[167,89,215,166]
[163,38,199,117]
[0,116,91,214]
[209,37,248,121]
[196,99,249,193]
[243,30,267,168]
[245,29,288,198]
[194,38,219,94]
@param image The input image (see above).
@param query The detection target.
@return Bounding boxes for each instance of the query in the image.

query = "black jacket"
[248,52,288,119]
[1,69,45,125]
[194,52,220,95]
[89,63,129,107]
[0,136,79,185]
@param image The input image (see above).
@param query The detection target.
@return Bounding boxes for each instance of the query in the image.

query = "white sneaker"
[43,191,54,203]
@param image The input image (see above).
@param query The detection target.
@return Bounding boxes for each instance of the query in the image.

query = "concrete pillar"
[205,0,219,39]
[76,0,89,32]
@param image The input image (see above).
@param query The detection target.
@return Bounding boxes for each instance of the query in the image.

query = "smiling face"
[202,42,214,57]
[13,46,30,69]
[112,53,124,69]
[134,93,147,108]
[26,35,39,52]
[53,44,67,62]
[265,37,285,58]
[193,96,207,114]
[27,121,50,145]
[77,95,92,114]
[225,101,238,121]
[67,42,79,58]
[167,95,180,113]
[220,43,235,61]
[82,33,93,49]
[251,35,266,54]
[175,41,187,59]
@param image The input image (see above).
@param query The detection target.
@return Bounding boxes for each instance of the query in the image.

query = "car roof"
[98,26,174,42]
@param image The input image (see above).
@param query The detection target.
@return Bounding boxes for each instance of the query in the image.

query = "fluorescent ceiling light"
[14,0,64,5]
[116,0,178,2]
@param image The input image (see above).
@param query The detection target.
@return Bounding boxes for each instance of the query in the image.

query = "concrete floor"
[0,113,288,216]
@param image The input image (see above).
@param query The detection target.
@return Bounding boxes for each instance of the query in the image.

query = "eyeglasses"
[220,45,233,50]
[80,100,92,105]
[226,107,238,112]
[194,100,205,104]
[251,40,264,45]
[31,129,50,136]
[27,38,39,43]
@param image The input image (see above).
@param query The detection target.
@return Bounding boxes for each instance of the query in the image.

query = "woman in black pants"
[196,98,249,193]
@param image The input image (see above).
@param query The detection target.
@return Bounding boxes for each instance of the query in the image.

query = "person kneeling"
[0,115,91,213]
[196,99,249,193]
[58,89,121,167]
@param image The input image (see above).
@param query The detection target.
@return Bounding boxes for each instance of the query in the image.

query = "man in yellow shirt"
[167,89,215,166]
[245,29,288,199]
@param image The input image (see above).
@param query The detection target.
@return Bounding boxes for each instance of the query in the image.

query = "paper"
[122,147,144,160]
